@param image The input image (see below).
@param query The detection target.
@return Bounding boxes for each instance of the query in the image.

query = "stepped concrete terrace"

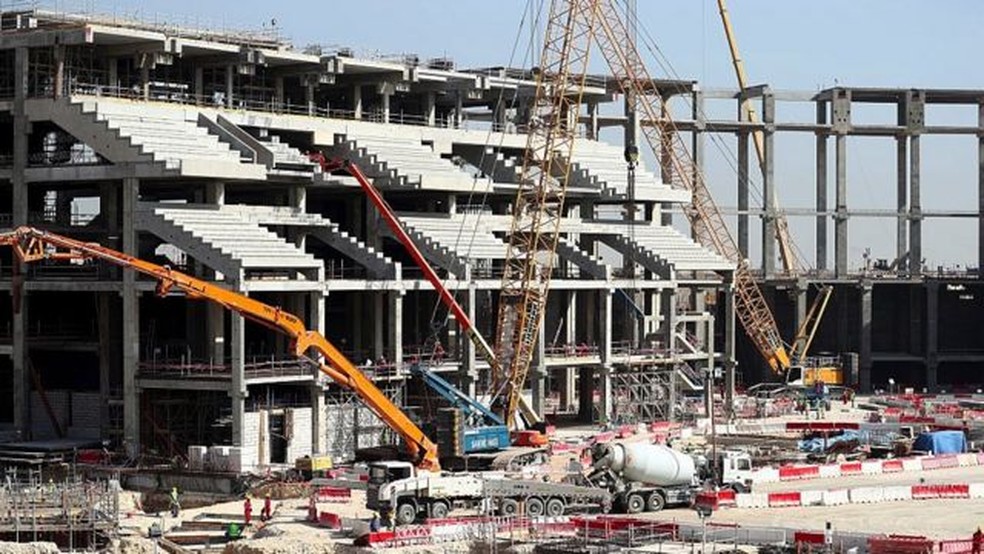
[568,138,691,203]
[135,204,323,283]
[330,132,476,190]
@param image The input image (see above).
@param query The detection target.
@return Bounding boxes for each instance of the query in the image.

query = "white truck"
[585,442,754,514]
[366,461,612,525]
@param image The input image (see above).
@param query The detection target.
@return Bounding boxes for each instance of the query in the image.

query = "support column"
[579,290,597,422]
[98,293,112,438]
[835,133,848,277]
[140,62,150,101]
[424,91,436,127]
[230,283,247,447]
[896,100,909,273]
[310,291,326,454]
[816,101,828,271]
[859,282,873,392]
[193,66,203,104]
[11,47,28,437]
[704,315,716,420]
[762,92,777,277]
[388,291,403,367]
[225,64,235,108]
[274,75,284,111]
[530,314,547,418]
[109,58,119,90]
[909,135,922,274]
[52,45,65,98]
[379,83,392,124]
[461,286,477,397]
[587,101,599,140]
[352,85,362,119]
[723,279,736,416]
[832,91,851,278]
[559,291,577,412]
[979,102,984,276]
[926,282,939,391]
[373,293,384,360]
[598,289,613,425]
[122,177,140,453]
[305,79,316,116]
[794,281,808,335]
[454,91,463,129]
[737,128,750,259]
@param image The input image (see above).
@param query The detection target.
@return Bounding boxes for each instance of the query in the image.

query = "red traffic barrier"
[767,491,801,507]
[779,465,820,481]
[881,459,904,472]
[318,511,341,529]
[794,531,825,545]
[911,483,970,500]
[840,461,863,475]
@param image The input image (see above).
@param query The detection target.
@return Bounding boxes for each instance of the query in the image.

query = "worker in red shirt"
[261,494,272,521]
[973,527,983,554]
[243,496,253,526]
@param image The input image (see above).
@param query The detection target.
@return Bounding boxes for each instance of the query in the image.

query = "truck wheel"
[647,491,666,512]
[545,498,565,517]
[526,497,545,517]
[499,498,520,517]
[626,493,645,514]
[429,500,450,519]
[396,502,418,526]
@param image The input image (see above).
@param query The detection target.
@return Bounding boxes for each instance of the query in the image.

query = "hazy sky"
[64,0,984,269]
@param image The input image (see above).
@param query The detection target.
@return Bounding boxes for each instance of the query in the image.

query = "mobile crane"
[0,226,442,471]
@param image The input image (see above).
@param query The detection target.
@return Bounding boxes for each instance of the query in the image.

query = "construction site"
[0,1,981,552]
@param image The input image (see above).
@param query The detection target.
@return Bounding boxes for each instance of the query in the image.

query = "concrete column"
[598,289,613,425]
[225,64,235,108]
[794,281,808,335]
[140,63,150,101]
[11,47,28,437]
[723,279,736,416]
[492,100,507,132]
[122,177,140,453]
[454,92,463,129]
[859,282,872,392]
[762,93,776,277]
[424,91,436,127]
[909,134,922,274]
[835,134,848,278]
[530,314,547,418]
[587,101,599,140]
[193,66,203,104]
[53,45,65,98]
[230,281,247,448]
[381,92,391,124]
[461,286,477,397]
[896,100,909,273]
[660,288,677,355]
[373,293,384,359]
[559,291,577,412]
[737,128,750,259]
[305,81,316,116]
[816,101,828,271]
[310,291,326,454]
[352,85,362,119]
[704,314,716,419]
[274,75,285,111]
[388,291,403,366]
[108,58,119,90]
[97,293,112,438]
[979,102,984,276]
[925,282,939,391]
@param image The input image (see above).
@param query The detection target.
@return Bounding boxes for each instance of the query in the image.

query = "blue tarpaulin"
[798,430,861,453]
[912,430,967,454]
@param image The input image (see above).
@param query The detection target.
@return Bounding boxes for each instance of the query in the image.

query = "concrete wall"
[285,407,312,462]
[240,410,262,472]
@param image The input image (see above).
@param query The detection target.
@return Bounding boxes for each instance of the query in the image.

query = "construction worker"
[261,494,272,521]
[243,496,253,526]
[370,512,381,533]
[169,486,180,517]
[974,527,983,554]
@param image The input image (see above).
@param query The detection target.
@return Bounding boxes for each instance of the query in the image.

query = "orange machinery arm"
[0,226,440,471]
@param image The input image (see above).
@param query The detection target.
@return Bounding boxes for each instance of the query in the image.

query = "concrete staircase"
[454,144,523,183]
[331,132,473,190]
[568,138,690,203]
[397,213,510,275]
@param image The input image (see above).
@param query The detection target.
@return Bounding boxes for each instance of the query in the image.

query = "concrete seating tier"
[569,138,689,203]
[333,132,474,190]
[147,205,321,271]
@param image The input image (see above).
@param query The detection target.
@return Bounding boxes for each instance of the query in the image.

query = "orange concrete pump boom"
[0,226,440,471]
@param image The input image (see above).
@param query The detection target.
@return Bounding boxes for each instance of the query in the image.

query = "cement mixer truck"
[585,442,754,513]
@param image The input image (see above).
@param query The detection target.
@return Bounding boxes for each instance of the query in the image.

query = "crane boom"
[0,226,441,471]
[716,0,800,275]
[491,0,599,427]
[587,1,792,373]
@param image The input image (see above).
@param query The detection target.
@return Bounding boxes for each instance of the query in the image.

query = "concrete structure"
[0,9,730,467]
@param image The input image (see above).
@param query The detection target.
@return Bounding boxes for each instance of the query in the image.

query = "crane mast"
[585,1,792,373]
[492,0,599,427]
[0,227,441,471]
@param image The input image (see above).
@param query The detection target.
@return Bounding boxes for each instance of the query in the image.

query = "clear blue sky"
[75,1,984,268]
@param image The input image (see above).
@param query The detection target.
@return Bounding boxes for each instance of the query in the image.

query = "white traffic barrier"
[969,483,984,499]
[957,453,978,467]
[800,490,824,506]
[753,467,781,484]
[821,489,850,506]
[860,461,882,475]
[819,464,841,478]
[849,486,886,504]
[736,492,769,508]
[902,459,923,472]
[882,485,913,502]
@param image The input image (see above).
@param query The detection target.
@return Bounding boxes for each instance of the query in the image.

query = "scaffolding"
[324,378,407,462]
[611,366,675,424]
[0,469,118,550]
